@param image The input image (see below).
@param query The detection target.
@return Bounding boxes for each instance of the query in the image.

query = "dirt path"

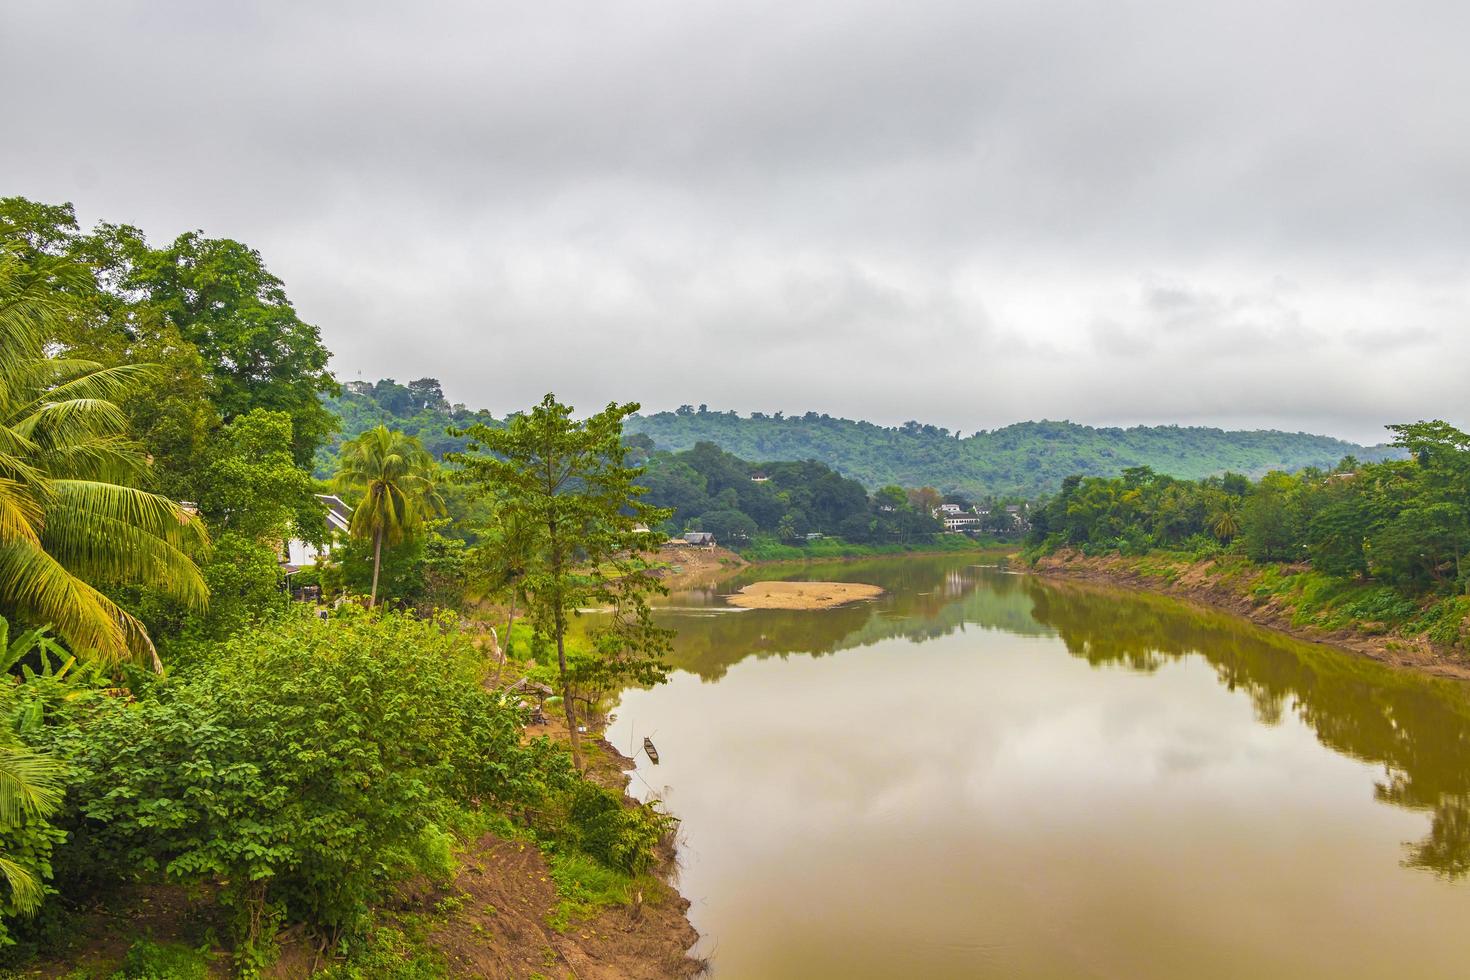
[1031,551,1470,681]
[420,832,699,979]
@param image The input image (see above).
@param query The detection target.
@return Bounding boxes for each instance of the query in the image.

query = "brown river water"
[603,555,1470,978]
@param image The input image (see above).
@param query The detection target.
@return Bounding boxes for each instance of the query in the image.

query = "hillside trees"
[1029,419,1470,601]
[625,410,1398,499]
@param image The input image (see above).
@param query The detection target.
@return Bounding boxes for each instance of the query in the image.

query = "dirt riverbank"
[29,735,700,980]
[406,728,701,979]
[1030,550,1470,681]
[653,543,748,591]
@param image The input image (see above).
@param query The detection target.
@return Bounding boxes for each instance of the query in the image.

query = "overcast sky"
[3,0,1465,444]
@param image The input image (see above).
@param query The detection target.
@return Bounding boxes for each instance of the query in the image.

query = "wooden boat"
[643,736,660,765]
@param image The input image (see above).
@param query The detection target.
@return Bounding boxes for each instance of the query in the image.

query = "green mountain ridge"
[319,382,1399,497]
[624,409,1400,498]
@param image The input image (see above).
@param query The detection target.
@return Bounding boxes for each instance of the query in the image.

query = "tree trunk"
[369,526,383,608]
[557,622,583,771]
[490,594,516,689]
[503,594,517,660]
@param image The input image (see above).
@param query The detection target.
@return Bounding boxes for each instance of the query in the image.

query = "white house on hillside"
[283,494,354,572]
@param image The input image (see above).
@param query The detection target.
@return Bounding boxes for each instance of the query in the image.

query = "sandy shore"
[726,580,884,610]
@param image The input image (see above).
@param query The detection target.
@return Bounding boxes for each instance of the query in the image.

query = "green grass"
[314,922,446,980]
[104,941,211,980]
[544,850,637,931]
[1091,549,1468,651]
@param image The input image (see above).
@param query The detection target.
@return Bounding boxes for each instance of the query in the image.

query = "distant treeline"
[317,378,498,474]
[1028,421,1470,603]
[626,406,1400,499]
[323,381,1025,547]
[630,437,972,545]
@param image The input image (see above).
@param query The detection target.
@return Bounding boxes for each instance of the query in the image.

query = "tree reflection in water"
[635,555,1470,879]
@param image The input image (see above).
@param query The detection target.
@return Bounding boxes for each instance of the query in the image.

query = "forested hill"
[316,379,501,476]
[624,410,1398,498]
[320,382,1397,497]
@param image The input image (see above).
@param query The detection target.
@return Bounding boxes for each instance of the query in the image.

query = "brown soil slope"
[1032,550,1470,681]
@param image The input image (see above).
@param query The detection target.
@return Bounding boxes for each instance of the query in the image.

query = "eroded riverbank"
[1030,549,1470,681]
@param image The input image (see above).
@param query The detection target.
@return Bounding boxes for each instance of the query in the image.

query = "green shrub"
[560,783,672,875]
[67,608,575,955]
[1411,596,1470,650]
[108,939,210,980]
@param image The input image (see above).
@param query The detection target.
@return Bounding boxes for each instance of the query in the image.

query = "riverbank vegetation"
[0,197,688,976]
[1026,423,1470,656]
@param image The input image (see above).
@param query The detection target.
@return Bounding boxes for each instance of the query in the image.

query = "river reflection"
[606,556,1470,978]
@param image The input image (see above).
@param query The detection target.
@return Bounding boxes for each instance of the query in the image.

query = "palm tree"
[333,426,444,607]
[1210,500,1241,543]
[1,252,208,671]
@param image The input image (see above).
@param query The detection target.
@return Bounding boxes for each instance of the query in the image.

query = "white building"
[283,494,354,571]
[941,512,983,533]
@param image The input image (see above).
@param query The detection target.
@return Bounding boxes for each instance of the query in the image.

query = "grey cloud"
[2,0,1467,445]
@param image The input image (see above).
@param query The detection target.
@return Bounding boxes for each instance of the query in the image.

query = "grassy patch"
[544,851,635,931]
[1410,596,1470,649]
[101,940,212,980]
[315,922,446,980]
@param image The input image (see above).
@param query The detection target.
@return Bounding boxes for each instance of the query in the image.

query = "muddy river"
[604,555,1470,978]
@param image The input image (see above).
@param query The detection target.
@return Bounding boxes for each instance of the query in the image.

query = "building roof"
[317,494,354,532]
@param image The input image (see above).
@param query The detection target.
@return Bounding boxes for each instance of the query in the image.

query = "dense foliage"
[627,407,1399,499]
[1,224,209,669]
[635,439,946,545]
[0,198,675,976]
[1,198,338,477]
[63,611,571,958]
[1027,421,1470,645]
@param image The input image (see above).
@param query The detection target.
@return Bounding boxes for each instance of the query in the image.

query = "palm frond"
[35,362,159,407]
[9,398,129,444]
[45,481,209,552]
[0,853,43,914]
[0,480,43,547]
[0,746,64,826]
[42,510,207,608]
[27,436,151,484]
[0,540,130,661]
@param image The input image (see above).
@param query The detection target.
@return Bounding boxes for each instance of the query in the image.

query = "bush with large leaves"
[69,608,574,954]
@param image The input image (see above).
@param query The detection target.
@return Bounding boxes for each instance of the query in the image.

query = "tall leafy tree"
[333,426,444,607]
[450,395,672,769]
[469,507,538,674]
[113,230,340,466]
